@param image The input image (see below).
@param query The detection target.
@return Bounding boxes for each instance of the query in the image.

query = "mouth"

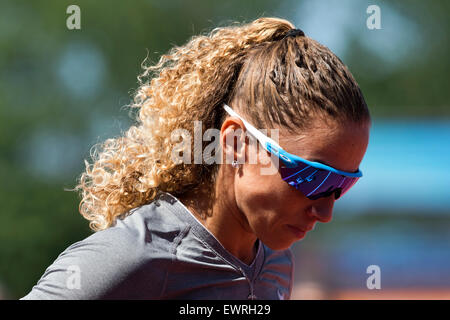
[286,225,307,239]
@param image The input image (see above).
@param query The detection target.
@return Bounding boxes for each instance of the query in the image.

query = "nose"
[307,196,335,223]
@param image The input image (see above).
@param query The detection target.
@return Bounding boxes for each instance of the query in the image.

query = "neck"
[177,171,258,266]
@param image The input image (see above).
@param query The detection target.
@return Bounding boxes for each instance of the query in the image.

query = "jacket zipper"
[238,267,257,300]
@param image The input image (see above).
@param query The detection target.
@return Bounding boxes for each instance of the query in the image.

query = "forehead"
[277,119,370,173]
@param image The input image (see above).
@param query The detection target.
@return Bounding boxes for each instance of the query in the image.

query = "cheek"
[234,164,309,248]
[235,162,308,212]
[235,164,287,215]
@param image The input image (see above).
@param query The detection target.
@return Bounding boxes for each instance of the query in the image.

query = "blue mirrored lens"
[280,165,358,200]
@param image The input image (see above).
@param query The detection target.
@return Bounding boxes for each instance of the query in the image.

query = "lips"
[286,225,307,239]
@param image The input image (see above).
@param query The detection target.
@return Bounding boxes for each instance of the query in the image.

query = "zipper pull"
[238,267,257,300]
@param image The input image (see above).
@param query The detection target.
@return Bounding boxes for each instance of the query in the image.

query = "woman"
[22,17,370,300]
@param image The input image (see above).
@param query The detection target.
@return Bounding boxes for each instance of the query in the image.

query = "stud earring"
[231,160,240,168]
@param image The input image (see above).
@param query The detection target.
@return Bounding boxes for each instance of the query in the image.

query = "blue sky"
[337,120,450,214]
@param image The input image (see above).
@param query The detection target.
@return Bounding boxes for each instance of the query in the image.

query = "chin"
[259,237,294,251]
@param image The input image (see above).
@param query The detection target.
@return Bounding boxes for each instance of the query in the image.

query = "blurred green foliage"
[0,0,284,300]
[0,0,449,298]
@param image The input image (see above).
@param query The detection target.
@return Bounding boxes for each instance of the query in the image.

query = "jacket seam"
[158,225,190,299]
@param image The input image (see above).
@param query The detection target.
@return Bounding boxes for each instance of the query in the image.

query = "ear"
[220,117,247,166]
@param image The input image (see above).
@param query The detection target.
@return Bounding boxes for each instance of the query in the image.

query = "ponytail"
[74,17,296,231]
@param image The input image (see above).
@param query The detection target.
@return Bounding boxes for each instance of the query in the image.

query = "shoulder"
[22,195,187,300]
[66,196,186,263]
[262,245,294,269]
[108,196,187,249]
[261,244,295,299]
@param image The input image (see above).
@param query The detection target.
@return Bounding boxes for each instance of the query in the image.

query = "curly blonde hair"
[74,17,370,231]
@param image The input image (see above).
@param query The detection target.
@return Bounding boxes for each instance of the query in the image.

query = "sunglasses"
[223,103,362,200]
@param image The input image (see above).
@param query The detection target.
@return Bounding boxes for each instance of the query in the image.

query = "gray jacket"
[21,192,294,300]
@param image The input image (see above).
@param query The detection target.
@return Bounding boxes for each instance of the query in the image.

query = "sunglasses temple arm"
[223,104,283,153]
